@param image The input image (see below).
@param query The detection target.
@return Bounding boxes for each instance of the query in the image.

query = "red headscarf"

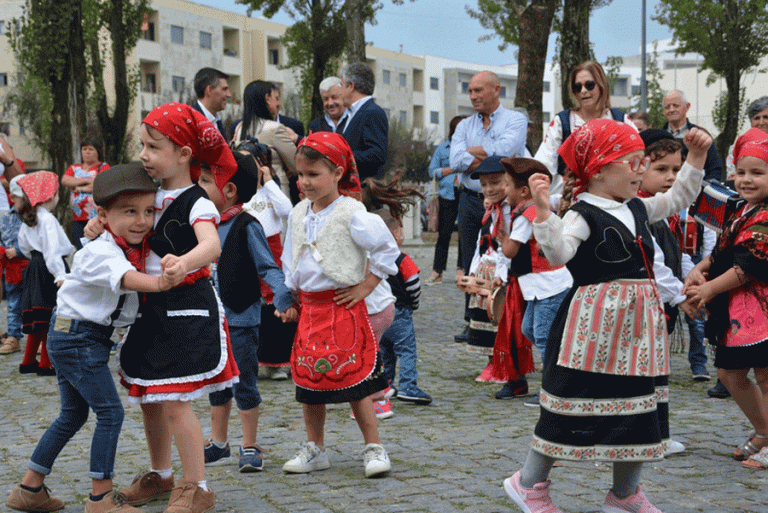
[733,127,768,164]
[558,119,644,198]
[18,171,59,207]
[297,131,362,201]
[142,102,237,194]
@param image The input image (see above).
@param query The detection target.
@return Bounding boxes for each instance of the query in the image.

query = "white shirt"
[282,196,399,293]
[365,279,396,315]
[145,186,220,277]
[533,161,705,267]
[509,213,573,300]
[243,180,292,237]
[342,96,373,135]
[196,100,221,127]
[469,201,511,282]
[56,231,139,327]
[534,110,636,195]
[18,207,76,282]
[325,110,350,132]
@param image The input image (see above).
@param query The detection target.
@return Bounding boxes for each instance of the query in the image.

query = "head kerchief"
[733,127,768,165]
[18,171,59,207]
[297,131,362,200]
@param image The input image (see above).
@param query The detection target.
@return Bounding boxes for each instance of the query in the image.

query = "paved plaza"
[1,241,767,512]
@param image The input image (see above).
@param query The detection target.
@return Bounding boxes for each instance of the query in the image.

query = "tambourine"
[458,276,505,326]
[487,286,506,326]
[457,276,492,295]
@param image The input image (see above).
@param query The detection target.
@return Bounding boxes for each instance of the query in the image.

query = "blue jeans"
[5,279,23,339]
[209,326,261,410]
[380,306,419,391]
[522,289,569,368]
[29,315,124,479]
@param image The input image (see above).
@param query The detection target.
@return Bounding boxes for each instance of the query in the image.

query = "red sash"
[491,276,535,381]
[292,290,378,391]
[258,233,283,303]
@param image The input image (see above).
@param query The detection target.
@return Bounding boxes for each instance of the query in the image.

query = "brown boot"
[0,336,20,354]
[163,480,214,513]
[6,484,64,512]
[85,491,144,513]
[120,471,174,506]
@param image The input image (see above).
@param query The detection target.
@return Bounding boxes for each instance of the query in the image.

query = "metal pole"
[641,0,647,112]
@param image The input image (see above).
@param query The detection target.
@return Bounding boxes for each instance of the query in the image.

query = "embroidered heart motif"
[594,226,632,263]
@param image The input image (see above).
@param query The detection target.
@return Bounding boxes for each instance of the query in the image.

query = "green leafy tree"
[384,116,436,182]
[712,88,750,134]
[603,55,623,93]
[655,0,768,168]
[467,0,559,151]
[630,42,666,129]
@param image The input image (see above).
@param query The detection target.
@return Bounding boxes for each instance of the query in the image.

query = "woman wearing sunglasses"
[534,60,635,194]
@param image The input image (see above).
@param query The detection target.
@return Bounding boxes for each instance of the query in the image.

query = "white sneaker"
[271,369,289,380]
[665,440,685,455]
[282,442,330,473]
[362,443,391,478]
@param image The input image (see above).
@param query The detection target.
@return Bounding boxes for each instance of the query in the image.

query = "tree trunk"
[559,0,593,110]
[108,0,131,164]
[515,0,558,151]
[345,0,366,64]
[69,0,87,154]
[715,66,740,178]
[309,0,327,122]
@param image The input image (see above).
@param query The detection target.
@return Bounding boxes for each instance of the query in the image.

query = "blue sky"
[194,0,673,66]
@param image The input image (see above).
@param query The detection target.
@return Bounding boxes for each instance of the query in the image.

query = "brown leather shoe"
[6,484,64,512]
[85,491,144,513]
[0,336,20,354]
[120,471,174,506]
[163,480,214,513]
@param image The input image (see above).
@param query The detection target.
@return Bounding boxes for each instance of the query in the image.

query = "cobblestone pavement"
[1,241,767,512]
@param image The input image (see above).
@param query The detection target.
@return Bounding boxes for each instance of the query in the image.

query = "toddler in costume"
[685,128,768,469]
[17,171,76,376]
[6,164,183,513]
[504,119,710,513]
[280,132,400,478]
[99,103,240,513]
[0,175,30,355]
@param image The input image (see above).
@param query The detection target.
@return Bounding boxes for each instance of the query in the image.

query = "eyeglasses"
[572,80,596,94]
[610,156,651,172]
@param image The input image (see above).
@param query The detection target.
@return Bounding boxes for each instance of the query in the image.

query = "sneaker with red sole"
[602,486,662,513]
[503,471,563,513]
[350,398,394,420]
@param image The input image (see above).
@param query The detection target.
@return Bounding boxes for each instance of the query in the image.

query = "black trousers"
[431,193,462,273]
[457,189,485,320]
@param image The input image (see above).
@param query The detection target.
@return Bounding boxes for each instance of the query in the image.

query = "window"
[0,123,9,136]
[0,73,7,87]
[430,111,439,124]
[172,75,185,93]
[461,81,469,94]
[19,121,24,136]
[543,81,550,93]
[143,22,155,41]
[399,73,406,87]
[0,21,5,35]
[269,49,279,65]
[399,110,407,125]
[200,31,211,49]
[631,84,641,96]
[542,112,551,124]
[430,77,439,90]
[170,25,184,44]
[382,70,390,85]
[145,73,156,93]
[612,77,628,97]
[499,86,506,98]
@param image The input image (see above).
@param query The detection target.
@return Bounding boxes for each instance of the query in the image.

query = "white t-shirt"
[18,207,76,282]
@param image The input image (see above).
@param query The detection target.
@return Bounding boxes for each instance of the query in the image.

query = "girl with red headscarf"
[104,103,239,513]
[685,127,768,470]
[503,119,711,513]
[279,132,400,478]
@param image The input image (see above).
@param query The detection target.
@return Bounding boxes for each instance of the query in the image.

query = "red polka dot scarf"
[297,132,362,201]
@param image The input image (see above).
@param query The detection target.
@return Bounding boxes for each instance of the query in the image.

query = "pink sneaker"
[350,398,394,420]
[503,471,563,513]
[475,362,494,382]
[603,486,662,513]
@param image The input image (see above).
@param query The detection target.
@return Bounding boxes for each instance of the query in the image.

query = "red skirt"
[492,276,535,382]
[292,290,378,392]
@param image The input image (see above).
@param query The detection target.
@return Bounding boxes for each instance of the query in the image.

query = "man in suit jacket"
[308,77,350,134]
[339,62,388,181]
[192,67,231,138]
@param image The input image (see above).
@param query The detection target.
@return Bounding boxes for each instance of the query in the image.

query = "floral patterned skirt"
[531,280,668,462]
[466,259,497,356]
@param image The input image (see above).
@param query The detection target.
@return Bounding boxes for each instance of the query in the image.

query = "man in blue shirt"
[449,71,527,342]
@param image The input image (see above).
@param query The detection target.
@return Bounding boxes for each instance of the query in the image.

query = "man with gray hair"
[339,62,388,181]
[193,67,231,137]
[308,77,350,133]
[662,89,722,180]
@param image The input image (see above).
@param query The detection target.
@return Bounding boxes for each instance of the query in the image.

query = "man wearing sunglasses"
[449,70,527,343]
[662,90,722,181]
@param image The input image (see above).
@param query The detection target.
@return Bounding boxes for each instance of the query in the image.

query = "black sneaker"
[204,441,231,464]
[494,380,529,400]
[524,394,540,407]
[707,380,731,398]
[239,446,263,473]
[396,386,433,405]
[454,325,470,343]
[692,366,711,382]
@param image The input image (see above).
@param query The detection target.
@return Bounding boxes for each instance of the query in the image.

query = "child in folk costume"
[105,103,239,513]
[504,119,710,513]
[461,155,511,382]
[493,158,572,403]
[240,141,296,380]
[280,132,400,478]
[0,176,30,355]
[685,128,768,469]
[17,171,76,376]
